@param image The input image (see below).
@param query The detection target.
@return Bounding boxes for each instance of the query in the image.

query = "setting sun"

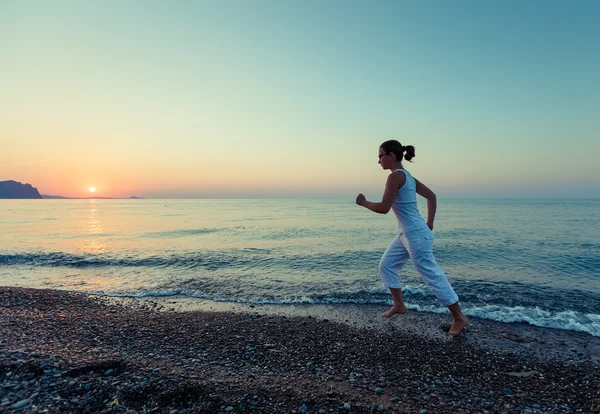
[88,187,96,193]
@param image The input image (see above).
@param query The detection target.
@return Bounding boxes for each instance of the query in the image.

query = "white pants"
[379,231,459,306]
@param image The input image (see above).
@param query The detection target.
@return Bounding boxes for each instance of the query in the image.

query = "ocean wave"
[0,250,382,273]
[435,242,600,275]
[464,305,600,337]
[392,303,600,337]
[96,287,417,305]
[143,228,221,238]
[435,228,496,238]
[95,288,600,336]
[0,250,270,269]
[260,227,328,241]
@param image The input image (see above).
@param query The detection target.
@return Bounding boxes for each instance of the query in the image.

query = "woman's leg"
[383,287,407,317]
[447,301,469,335]
[405,233,468,334]
[379,235,410,317]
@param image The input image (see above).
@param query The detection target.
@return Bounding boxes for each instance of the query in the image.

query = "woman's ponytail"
[380,140,416,162]
[403,145,415,161]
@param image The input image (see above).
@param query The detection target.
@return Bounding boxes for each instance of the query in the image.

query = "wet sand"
[1,287,599,413]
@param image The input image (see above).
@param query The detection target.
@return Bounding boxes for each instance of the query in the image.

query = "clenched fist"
[356,193,366,206]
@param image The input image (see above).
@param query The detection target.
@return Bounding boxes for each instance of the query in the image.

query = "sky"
[1,0,599,198]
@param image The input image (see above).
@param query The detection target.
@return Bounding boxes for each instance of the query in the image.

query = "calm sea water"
[1,199,599,336]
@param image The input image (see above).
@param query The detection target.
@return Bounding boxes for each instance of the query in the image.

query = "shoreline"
[2,287,599,413]
[109,293,600,364]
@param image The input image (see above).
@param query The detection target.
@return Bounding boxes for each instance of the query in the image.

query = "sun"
[88,187,96,193]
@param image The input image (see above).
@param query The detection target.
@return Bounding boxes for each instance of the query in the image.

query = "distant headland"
[0,180,42,199]
[0,180,144,199]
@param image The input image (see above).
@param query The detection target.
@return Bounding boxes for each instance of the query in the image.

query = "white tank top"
[391,169,430,234]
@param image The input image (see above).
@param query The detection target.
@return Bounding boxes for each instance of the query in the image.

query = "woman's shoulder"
[387,170,407,187]
[389,169,407,177]
[395,168,415,180]
[392,169,410,178]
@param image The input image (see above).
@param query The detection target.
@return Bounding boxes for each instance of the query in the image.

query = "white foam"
[463,305,600,337]
[97,288,389,305]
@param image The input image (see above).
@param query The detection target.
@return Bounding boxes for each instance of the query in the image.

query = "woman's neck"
[389,162,404,171]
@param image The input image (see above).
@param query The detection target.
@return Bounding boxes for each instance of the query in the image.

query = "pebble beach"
[1,287,599,413]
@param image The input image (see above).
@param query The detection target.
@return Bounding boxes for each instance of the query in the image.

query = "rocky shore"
[1,287,599,413]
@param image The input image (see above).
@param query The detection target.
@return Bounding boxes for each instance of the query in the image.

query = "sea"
[1,198,599,336]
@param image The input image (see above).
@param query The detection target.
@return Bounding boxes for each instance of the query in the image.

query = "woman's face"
[378,148,392,169]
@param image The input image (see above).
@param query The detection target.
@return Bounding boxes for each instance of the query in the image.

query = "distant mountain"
[1,180,144,199]
[0,180,43,199]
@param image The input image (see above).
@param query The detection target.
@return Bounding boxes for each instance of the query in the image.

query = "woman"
[356,140,468,335]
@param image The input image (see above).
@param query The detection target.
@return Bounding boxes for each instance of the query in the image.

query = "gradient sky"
[2,0,599,198]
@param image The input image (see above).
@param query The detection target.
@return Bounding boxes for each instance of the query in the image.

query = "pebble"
[375,387,384,394]
[225,407,234,412]
[344,402,351,410]
[104,369,114,375]
[11,399,31,409]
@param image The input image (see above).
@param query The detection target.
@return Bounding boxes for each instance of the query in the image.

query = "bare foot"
[381,305,408,318]
[449,316,469,336]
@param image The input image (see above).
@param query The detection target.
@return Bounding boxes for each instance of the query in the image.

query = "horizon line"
[24,195,600,200]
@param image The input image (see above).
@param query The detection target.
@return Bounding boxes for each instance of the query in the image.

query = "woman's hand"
[427,221,434,230]
[356,193,366,206]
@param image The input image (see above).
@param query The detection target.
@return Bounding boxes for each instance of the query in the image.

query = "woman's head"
[378,140,415,167]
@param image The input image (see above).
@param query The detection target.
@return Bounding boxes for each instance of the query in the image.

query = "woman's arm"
[415,178,436,229]
[356,173,405,214]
